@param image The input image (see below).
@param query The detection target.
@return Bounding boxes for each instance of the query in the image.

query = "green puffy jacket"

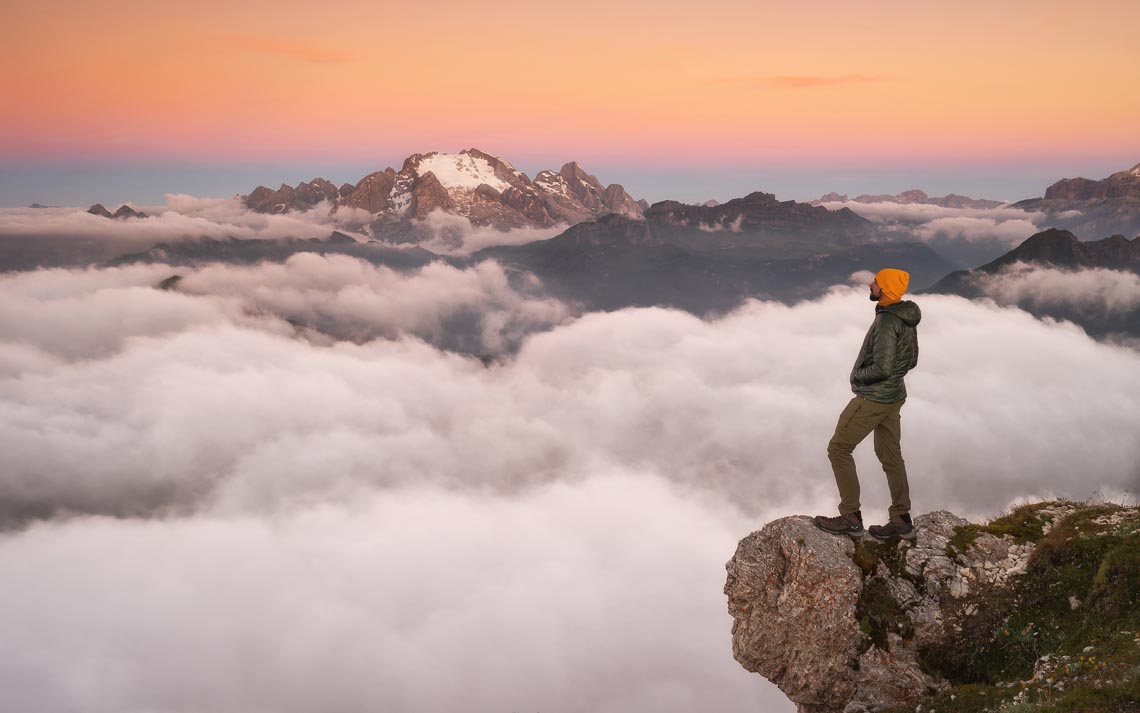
[850,300,921,403]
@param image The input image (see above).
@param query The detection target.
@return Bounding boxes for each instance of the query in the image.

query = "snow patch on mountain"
[534,170,570,197]
[389,173,416,217]
[415,153,511,192]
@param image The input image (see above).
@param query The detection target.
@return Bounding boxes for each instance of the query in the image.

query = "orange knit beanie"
[876,268,910,306]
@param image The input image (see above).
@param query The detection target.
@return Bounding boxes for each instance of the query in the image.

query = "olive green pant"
[827,395,911,517]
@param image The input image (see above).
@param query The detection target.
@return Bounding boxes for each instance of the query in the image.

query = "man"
[813,268,922,540]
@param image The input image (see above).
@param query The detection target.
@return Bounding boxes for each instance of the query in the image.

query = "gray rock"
[724,507,1078,713]
[726,516,934,713]
[725,516,864,713]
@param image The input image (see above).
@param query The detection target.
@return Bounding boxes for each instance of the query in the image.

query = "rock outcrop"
[723,502,1109,713]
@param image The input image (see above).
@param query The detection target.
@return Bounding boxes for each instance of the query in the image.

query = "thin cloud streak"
[709,74,904,88]
[767,74,888,88]
[222,33,358,64]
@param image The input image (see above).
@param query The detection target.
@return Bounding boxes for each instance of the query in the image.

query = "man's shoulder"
[873,310,906,330]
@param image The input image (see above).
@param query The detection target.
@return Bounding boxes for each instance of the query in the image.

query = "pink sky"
[3,0,1139,169]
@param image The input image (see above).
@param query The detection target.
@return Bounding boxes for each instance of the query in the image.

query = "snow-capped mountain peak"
[242,148,645,237]
[410,151,512,192]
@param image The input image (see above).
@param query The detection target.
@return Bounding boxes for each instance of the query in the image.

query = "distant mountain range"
[1012,163,1140,239]
[115,189,957,316]
[469,191,958,311]
[813,189,1003,209]
[242,148,646,241]
[12,151,1140,346]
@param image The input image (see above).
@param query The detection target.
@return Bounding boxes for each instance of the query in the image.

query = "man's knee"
[828,437,853,459]
[874,438,893,456]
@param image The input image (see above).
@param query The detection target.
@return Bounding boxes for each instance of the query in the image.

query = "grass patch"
[877,683,1018,713]
[1034,665,1140,712]
[880,668,1140,713]
[946,501,1063,560]
[922,503,1140,686]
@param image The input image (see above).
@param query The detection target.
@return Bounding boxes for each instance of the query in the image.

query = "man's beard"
[869,291,878,302]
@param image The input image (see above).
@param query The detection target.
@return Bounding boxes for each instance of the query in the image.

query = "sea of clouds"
[2,253,1138,712]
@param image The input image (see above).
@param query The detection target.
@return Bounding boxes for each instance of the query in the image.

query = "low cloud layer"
[1,266,1137,712]
[1,197,360,245]
[912,215,1042,244]
[0,196,566,270]
[0,255,571,361]
[409,209,568,255]
[822,201,1036,226]
[974,262,1140,315]
[0,474,780,713]
[820,200,1061,267]
[3,269,1137,521]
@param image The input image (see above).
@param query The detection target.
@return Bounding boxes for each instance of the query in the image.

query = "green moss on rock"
[946,501,1064,560]
[909,501,1140,711]
[855,577,912,652]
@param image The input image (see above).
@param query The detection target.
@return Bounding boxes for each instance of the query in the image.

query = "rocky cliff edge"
[724,501,1140,713]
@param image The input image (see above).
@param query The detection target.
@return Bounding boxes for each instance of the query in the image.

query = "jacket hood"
[878,299,921,327]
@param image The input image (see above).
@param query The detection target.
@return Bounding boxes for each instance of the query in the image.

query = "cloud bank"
[819,200,1064,268]
[0,196,567,270]
[0,474,775,713]
[408,209,567,255]
[974,262,1140,315]
[0,255,570,362]
[1,266,1137,712]
[3,268,1137,522]
[1,197,359,244]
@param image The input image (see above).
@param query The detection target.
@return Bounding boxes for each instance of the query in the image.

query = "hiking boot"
[868,514,916,541]
[812,511,864,537]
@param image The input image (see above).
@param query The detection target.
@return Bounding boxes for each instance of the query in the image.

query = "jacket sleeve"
[852,315,899,385]
[910,333,919,369]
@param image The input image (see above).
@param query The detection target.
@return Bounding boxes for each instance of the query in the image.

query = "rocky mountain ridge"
[724,501,1140,713]
[469,190,957,312]
[87,203,147,220]
[1012,162,1140,239]
[1039,163,1140,202]
[814,190,1003,210]
[242,148,644,239]
[927,228,1140,286]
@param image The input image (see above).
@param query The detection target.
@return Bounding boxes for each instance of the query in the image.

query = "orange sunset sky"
[2,0,1139,204]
